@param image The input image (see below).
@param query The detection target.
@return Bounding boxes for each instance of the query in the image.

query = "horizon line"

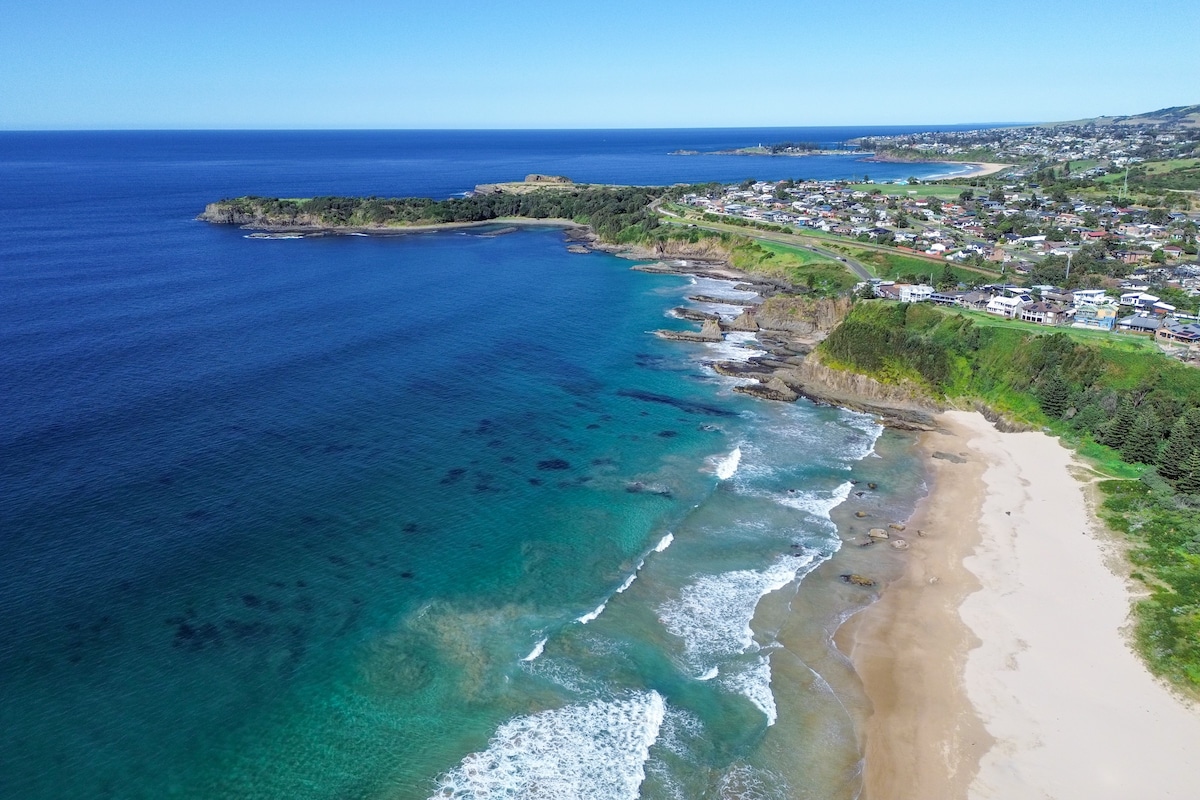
[0,122,1034,134]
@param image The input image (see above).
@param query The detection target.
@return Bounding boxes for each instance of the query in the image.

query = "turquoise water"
[0,131,931,799]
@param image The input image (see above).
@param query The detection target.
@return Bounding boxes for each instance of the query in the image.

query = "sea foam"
[721,655,778,726]
[521,638,547,662]
[659,555,818,673]
[774,481,854,518]
[713,446,742,480]
[577,601,607,625]
[430,692,665,800]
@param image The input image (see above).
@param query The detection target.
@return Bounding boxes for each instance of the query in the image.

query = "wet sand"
[837,410,1200,799]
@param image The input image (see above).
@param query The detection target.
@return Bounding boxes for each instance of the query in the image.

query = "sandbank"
[837,409,1200,799]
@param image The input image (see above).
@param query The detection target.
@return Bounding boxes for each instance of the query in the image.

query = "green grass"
[846,183,975,200]
[819,300,1200,694]
[949,308,1161,352]
[729,239,857,293]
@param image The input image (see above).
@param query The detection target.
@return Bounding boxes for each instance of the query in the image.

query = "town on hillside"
[667,110,1200,363]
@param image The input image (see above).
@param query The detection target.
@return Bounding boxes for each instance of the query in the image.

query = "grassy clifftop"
[821,301,1200,691]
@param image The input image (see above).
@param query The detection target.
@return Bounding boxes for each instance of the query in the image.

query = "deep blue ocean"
[0,129,938,800]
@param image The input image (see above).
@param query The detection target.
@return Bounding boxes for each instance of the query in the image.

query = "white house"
[1071,289,1109,307]
[986,295,1030,318]
[899,284,933,303]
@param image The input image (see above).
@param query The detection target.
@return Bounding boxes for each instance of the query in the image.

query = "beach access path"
[838,410,1200,800]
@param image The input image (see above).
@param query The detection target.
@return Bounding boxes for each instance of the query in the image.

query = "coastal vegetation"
[205,186,857,296]
[820,301,1200,690]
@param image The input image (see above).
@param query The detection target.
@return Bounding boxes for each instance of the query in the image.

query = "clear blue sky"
[2,0,1197,129]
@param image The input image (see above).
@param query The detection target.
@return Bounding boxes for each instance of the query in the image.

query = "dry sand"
[837,409,1200,800]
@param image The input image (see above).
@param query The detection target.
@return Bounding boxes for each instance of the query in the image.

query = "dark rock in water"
[840,573,876,587]
[673,307,721,322]
[402,523,419,534]
[728,310,759,332]
[932,451,968,464]
[625,481,672,497]
[401,571,414,579]
[688,294,760,307]
[733,378,798,402]
[440,468,466,485]
[528,478,543,486]
[536,459,570,471]
[657,430,678,438]
[616,389,736,417]
[654,318,724,343]
[241,594,261,609]
[867,482,878,490]
[587,423,601,430]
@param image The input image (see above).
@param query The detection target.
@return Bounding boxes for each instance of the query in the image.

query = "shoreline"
[222,216,586,236]
[861,156,1014,181]
[835,409,1200,799]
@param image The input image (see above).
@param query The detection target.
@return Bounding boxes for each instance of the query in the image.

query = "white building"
[986,295,1030,318]
[899,284,934,303]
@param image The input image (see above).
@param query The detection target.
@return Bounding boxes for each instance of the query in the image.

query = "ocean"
[0,129,938,799]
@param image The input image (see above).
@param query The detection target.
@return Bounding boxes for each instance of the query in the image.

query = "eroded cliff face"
[198,202,324,228]
[787,352,936,409]
[754,296,852,335]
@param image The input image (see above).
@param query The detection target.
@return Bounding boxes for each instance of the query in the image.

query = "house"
[1071,289,1109,307]
[931,290,967,306]
[899,284,934,303]
[1116,314,1163,334]
[1156,321,1200,345]
[1072,302,1118,331]
[957,291,993,310]
[1120,291,1161,310]
[986,295,1029,318]
[1019,301,1068,325]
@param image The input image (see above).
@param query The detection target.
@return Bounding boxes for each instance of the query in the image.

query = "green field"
[846,183,976,200]
[731,239,858,294]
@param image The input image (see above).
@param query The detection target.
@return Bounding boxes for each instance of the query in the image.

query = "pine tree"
[1186,408,1200,452]
[1121,409,1161,465]
[1039,369,1071,419]
[1100,398,1136,449]
[1176,449,1200,495]
[1158,415,1195,481]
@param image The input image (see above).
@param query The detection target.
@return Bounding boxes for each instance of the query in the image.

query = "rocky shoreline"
[626,247,940,431]
[203,205,938,431]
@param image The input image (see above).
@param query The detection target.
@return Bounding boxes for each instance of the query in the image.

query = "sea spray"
[713,447,742,480]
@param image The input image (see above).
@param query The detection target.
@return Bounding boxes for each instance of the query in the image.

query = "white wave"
[521,638,547,662]
[577,601,607,625]
[697,666,719,681]
[653,532,675,553]
[840,411,886,461]
[774,481,853,518]
[713,446,742,480]
[615,571,639,594]
[346,232,369,237]
[430,692,665,800]
[659,555,818,671]
[689,277,760,303]
[704,331,765,363]
[721,655,777,726]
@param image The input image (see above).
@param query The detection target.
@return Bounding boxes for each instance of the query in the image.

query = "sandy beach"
[837,409,1200,800]
[936,162,1013,180]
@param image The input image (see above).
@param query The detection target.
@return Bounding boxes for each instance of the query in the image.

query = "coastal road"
[653,205,875,281]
